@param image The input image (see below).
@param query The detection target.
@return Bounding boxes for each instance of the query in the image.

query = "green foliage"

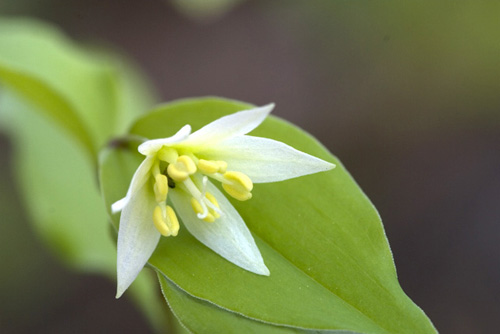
[158,273,306,334]
[100,98,437,334]
[0,18,154,158]
[0,18,165,332]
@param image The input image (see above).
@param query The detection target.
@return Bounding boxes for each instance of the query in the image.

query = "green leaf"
[0,18,154,156]
[0,82,168,334]
[1,92,114,271]
[158,273,311,334]
[100,97,437,334]
[0,18,163,331]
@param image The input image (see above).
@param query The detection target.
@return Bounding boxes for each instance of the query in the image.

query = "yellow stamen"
[166,205,180,236]
[153,205,179,236]
[167,155,197,182]
[153,205,170,236]
[153,174,168,203]
[204,213,216,223]
[190,197,215,223]
[158,147,178,164]
[152,160,161,177]
[205,192,219,208]
[198,159,220,174]
[205,192,220,219]
[222,171,253,201]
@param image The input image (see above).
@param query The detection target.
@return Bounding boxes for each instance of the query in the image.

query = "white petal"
[116,184,161,298]
[138,124,192,155]
[169,181,269,276]
[111,155,155,213]
[204,135,335,183]
[182,104,274,148]
[111,197,127,213]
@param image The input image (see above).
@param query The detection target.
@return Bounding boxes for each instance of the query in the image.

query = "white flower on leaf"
[112,104,335,298]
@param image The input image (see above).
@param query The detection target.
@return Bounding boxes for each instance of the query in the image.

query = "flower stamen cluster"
[150,147,254,233]
[112,103,335,298]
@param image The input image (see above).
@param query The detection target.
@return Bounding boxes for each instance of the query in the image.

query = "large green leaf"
[158,273,309,334]
[100,98,436,334]
[0,18,150,156]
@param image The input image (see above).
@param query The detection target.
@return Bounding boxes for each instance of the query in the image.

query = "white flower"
[112,104,335,298]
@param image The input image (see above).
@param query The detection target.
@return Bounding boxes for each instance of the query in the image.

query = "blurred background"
[1,0,499,333]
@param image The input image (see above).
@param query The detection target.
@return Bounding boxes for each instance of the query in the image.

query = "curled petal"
[138,124,191,155]
[112,155,155,213]
[182,104,274,148]
[205,135,335,183]
[116,184,161,298]
[169,180,270,276]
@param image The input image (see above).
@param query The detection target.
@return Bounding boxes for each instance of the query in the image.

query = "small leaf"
[100,97,436,334]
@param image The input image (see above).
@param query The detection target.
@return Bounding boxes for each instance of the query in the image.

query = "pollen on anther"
[154,174,168,203]
[165,205,180,236]
[167,155,197,182]
[222,171,253,201]
[205,192,219,208]
[153,206,170,236]
[190,197,215,223]
[198,159,220,174]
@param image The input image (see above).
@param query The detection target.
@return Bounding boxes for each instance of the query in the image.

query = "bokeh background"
[1,0,499,333]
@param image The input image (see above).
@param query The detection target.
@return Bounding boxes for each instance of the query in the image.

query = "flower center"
[150,146,254,235]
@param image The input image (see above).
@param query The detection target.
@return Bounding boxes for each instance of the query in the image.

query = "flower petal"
[111,155,155,213]
[138,124,192,155]
[204,135,335,183]
[116,184,161,298]
[169,181,270,276]
[182,104,274,148]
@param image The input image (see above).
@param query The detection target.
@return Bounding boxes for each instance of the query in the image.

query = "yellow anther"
[153,174,168,203]
[191,197,203,215]
[152,160,161,177]
[204,192,220,219]
[198,159,220,174]
[165,205,180,237]
[167,155,197,182]
[204,213,216,223]
[190,197,216,223]
[217,161,227,173]
[205,192,219,208]
[222,171,253,201]
[153,205,179,237]
[153,206,170,236]
[157,147,178,164]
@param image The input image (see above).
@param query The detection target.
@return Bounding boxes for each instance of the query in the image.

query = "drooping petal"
[116,183,161,298]
[181,104,274,149]
[138,124,192,156]
[203,135,335,183]
[111,155,155,213]
[169,181,270,276]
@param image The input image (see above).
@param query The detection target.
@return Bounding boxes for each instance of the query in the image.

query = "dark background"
[1,1,499,333]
